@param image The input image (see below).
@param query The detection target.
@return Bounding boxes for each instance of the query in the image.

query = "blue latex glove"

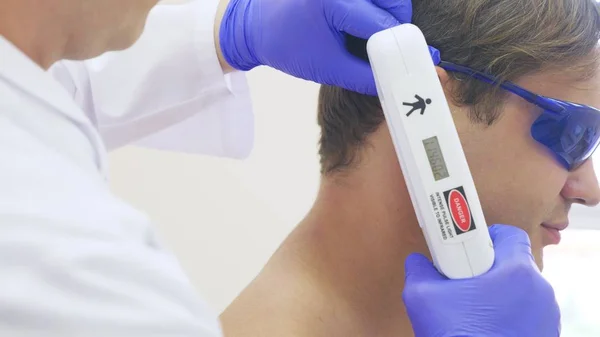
[219,0,439,95]
[403,224,561,337]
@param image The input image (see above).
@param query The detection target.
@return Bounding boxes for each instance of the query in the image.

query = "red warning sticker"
[444,186,476,235]
[448,190,472,232]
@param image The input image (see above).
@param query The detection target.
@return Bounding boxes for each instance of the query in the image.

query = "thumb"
[488,224,536,266]
[404,253,445,283]
[332,54,378,95]
[330,0,400,40]
[371,0,412,24]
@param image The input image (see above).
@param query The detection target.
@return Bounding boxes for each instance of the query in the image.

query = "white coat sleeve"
[48,0,254,159]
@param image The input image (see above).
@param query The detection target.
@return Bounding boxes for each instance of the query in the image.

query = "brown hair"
[318,0,600,174]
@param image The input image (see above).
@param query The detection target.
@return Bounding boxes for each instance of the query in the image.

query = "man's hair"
[318,0,600,174]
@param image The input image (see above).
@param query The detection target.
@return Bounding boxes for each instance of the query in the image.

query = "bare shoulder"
[219,242,362,337]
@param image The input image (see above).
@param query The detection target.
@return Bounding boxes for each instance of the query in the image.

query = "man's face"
[62,0,159,58]
[451,67,600,270]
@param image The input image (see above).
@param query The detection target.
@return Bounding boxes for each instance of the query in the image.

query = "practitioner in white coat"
[0,0,561,335]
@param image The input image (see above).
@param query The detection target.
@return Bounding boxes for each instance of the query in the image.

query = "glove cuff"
[219,0,260,71]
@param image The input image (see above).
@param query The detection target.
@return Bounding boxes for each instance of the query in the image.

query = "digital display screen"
[423,136,449,181]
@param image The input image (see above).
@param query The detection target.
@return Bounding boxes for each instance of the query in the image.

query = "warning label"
[429,191,455,241]
[444,186,476,235]
[429,185,477,241]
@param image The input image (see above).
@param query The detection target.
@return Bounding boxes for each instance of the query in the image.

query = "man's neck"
[0,1,67,69]
[283,171,429,336]
[221,163,431,337]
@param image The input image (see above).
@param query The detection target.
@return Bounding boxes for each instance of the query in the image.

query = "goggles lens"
[531,100,600,170]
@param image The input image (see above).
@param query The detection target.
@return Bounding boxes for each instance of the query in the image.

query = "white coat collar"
[0,35,108,176]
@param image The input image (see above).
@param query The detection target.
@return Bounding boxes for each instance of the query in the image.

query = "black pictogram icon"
[403,95,432,116]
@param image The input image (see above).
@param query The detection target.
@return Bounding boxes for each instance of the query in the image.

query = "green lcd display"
[423,136,450,181]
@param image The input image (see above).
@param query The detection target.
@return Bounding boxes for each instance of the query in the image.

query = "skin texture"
[0,0,160,69]
[220,67,600,337]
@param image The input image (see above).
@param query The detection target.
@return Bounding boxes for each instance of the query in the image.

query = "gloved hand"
[403,224,561,337]
[219,0,439,96]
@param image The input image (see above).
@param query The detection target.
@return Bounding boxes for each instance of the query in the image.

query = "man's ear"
[435,66,469,123]
[435,66,451,87]
[435,66,458,105]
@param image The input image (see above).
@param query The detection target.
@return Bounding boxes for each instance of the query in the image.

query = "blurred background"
[108,1,600,335]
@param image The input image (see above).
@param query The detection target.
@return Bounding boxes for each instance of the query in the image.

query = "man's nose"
[562,158,600,206]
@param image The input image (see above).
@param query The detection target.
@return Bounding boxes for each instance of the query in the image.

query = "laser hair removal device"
[366,24,495,279]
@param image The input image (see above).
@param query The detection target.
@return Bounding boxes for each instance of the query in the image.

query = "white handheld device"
[366,24,494,279]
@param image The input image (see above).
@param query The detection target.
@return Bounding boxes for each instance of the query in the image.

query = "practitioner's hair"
[317,0,600,175]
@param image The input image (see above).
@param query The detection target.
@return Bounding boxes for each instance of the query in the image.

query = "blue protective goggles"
[438,61,600,171]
